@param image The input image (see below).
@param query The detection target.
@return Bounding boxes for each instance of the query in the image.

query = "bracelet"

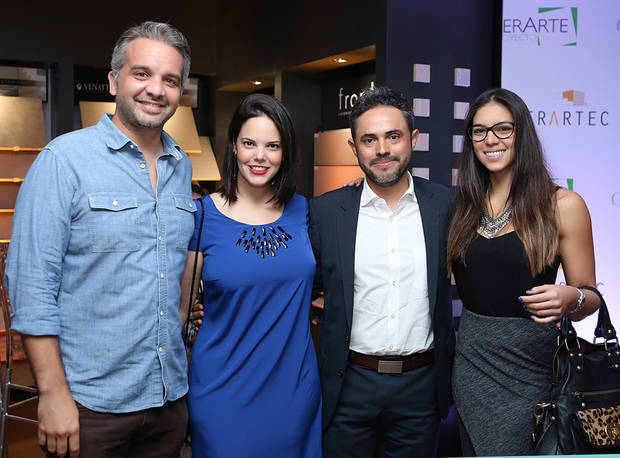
[568,287,585,314]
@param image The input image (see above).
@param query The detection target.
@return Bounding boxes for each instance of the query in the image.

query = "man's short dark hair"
[349,86,414,140]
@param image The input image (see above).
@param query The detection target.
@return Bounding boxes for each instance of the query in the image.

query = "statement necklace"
[479,204,512,238]
[235,225,293,258]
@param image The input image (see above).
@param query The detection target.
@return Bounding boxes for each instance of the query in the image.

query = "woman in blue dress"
[180,94,322,457]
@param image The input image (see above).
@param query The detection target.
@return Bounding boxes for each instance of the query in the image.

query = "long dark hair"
[447,88,558,276]
[219,94,297,207]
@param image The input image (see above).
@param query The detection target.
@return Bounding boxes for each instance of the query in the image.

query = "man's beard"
[115,96,172,130]
[358,155,409,187]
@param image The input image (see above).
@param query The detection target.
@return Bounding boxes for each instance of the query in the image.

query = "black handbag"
[533,286,620,454]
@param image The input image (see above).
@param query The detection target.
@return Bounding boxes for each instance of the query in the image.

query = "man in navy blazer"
[309,86,455,457]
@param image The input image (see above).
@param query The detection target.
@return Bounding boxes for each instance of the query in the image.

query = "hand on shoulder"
[342,177,364,187]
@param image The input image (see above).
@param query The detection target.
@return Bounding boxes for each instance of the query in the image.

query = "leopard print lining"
[576,405,620,446]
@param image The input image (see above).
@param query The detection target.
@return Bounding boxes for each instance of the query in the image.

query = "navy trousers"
[323,360,440,458]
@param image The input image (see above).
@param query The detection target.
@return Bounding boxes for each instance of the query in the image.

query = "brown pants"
[46,397,188,458]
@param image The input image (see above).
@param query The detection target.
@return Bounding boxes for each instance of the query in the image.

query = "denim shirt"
[5,114,195,413]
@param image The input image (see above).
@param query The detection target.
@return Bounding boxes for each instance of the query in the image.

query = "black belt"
[349,349,435,374]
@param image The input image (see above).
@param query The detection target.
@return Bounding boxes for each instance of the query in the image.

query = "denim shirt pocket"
[88,192,140,252]
[173,194,197,250]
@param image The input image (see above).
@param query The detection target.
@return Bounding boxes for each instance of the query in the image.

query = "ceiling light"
[252,80,262,86]
[334,58,348,64]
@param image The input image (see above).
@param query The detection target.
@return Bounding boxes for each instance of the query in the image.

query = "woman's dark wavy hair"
[447,88,558,276]
[219,94,297,207]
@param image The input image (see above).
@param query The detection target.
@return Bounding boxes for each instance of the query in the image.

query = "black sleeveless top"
[453,231,561,318]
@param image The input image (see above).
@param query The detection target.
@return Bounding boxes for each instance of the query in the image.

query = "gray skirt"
[452,308,558,456]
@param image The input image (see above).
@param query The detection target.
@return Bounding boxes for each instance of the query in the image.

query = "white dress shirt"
[350,172,434,355]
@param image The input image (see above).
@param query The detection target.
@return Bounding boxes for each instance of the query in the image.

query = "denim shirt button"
[140,163,146,169]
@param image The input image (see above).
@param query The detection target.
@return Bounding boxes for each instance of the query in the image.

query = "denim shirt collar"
[96,113,183,160]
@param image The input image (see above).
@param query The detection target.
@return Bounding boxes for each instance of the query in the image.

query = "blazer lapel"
[337,187,362,331]
[414,179,440,316]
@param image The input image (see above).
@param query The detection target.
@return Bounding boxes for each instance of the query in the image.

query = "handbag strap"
[559,285,616,342]
[183,197,205,348]
[580,286,617,340]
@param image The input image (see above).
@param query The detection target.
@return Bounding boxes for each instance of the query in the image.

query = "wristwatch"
[569,288,585,314]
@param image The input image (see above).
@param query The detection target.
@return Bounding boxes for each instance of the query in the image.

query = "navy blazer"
[309,177,455,430]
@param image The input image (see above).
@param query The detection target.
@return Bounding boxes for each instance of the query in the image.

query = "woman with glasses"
[447,88,600,456]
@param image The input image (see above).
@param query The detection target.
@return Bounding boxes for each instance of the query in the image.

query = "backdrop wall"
[502,0,620,333]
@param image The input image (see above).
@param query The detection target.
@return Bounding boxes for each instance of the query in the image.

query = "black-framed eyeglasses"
[468,121,515,142]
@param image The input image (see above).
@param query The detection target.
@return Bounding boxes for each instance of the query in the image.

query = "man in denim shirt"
[5,22,195,458]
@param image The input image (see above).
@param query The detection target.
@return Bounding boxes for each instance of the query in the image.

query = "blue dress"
[188,194,322,458]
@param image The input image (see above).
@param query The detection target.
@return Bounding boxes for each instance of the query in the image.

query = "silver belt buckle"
[377,360,403,374]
